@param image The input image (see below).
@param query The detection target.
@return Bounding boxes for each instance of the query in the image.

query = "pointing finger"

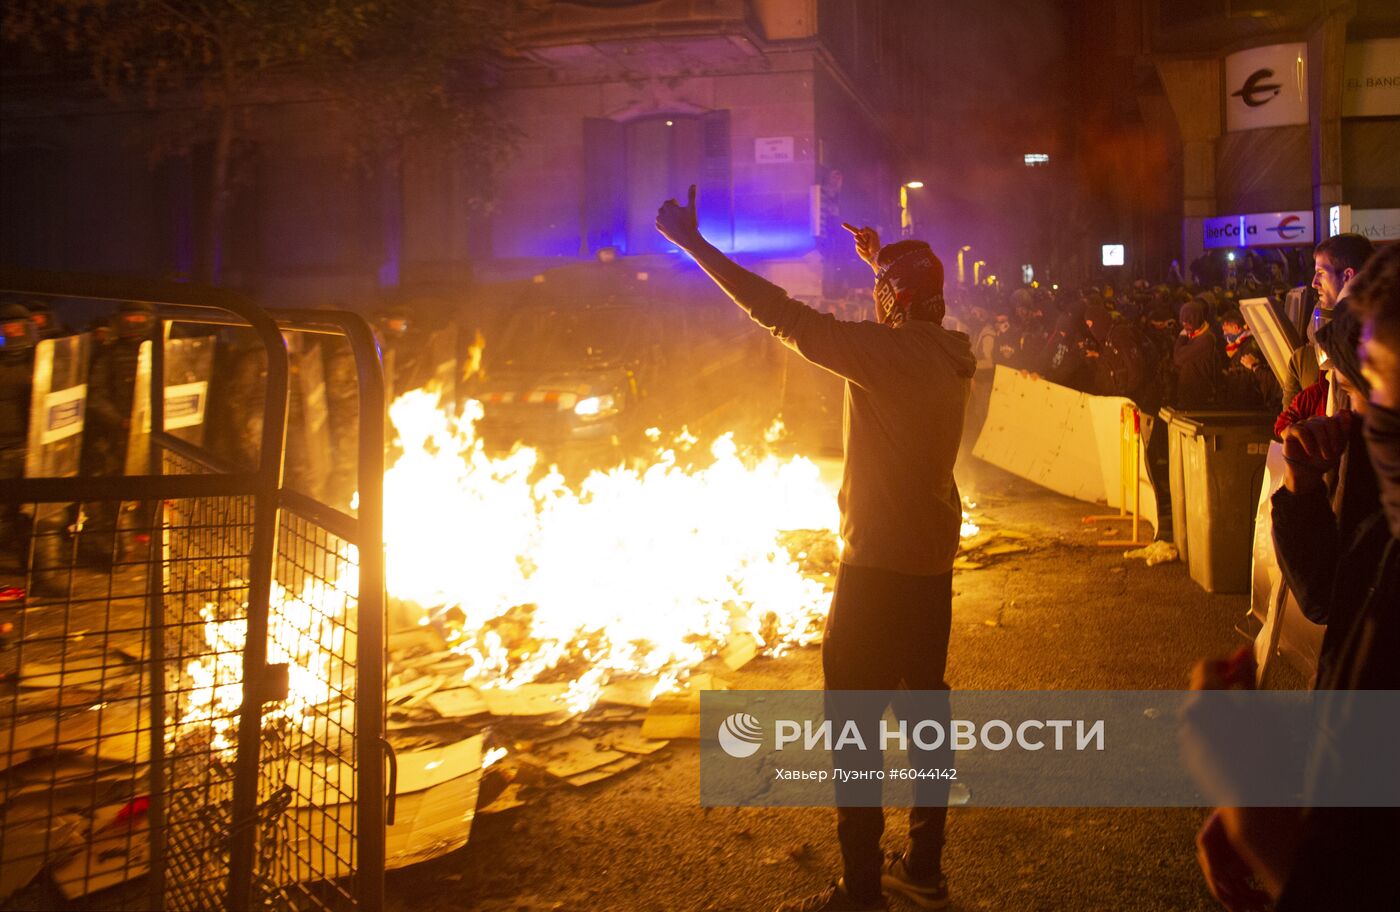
[841,222,859,235]
[687,184,697,208]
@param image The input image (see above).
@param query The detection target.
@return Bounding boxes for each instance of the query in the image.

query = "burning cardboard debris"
[382,392,840,704]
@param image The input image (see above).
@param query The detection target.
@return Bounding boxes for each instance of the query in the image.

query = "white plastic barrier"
[1251,441,1322,681]
[971,365,1158,530]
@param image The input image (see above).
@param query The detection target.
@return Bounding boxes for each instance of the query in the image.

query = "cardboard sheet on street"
[18,657,138,690]
[640,673,730,740]
[53,805,149,900]
[719,632,759,671]
[973,366,1158,528]
[1,815,83,902]
[386,772,482,869]
[426,687,488,719]
[301,700,355,744]
[479,683,571,716]
[479,782,527,814]
[283,741,483,883]
[603,728,670,755]
[291,734,483,807]
[387,674,445,706]
[6,754,138,798]
[4,700,149,765]
[525,735,627,780]
[398,735,484,793]
[566,755,639,787]
[599,677,660,709]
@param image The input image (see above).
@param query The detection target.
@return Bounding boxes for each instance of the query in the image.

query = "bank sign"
[1225,43,1308,132]
[1203,211,1315,249]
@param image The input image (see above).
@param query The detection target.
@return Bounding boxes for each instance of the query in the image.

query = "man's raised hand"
[656,184,703,250]
[1281,411,1354,493]
[842,223,881,272]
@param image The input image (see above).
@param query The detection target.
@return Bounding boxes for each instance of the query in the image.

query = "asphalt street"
[388,457,1249,912]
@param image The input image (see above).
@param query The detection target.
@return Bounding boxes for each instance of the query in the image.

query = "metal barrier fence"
[0,271,386,911]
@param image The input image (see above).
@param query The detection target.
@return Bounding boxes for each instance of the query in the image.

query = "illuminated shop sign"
[1203,211,1315,249]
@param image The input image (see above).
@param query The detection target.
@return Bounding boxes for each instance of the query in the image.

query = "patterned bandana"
[873,243,945,328]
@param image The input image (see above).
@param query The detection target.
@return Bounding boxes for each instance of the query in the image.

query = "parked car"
[464,261,779,473]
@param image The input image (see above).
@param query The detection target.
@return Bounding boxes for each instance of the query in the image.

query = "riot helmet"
[1,302,37,353]
[116,299,157,341]
[23,298,59,338]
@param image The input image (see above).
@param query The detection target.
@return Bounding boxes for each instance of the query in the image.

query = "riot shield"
[124,341,153,476]
[22,333,91,592]
[321,336,359,511]
[24,333,91,479]
[285,335,332,501]
[163,334,216,447]
[120,334,215,473]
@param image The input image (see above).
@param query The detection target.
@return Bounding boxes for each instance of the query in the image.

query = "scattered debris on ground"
[1123,540,1179,566]
[954,527,1034,570]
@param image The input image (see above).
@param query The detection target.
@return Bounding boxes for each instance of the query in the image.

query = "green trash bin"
[1160,410,1275,594]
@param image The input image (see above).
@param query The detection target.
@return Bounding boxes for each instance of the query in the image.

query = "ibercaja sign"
[1203,210,1315,250]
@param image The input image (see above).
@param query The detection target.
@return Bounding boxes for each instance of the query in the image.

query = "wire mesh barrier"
[1,491,164,909]
[0,271,386,911]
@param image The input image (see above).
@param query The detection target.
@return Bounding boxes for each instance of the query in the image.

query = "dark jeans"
[1145,415,1173,542]
[822,562,953,901]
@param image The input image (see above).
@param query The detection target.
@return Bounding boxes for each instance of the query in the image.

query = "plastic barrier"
[972,366,1158,530]
[1082,403,1155,547]
[1250,440,1323,684]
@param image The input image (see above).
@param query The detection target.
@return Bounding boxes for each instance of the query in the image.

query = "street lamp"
[899,182,925,236]
[973,259,986,285]
[956,246,972,285]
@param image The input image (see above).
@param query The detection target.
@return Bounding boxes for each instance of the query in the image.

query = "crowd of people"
[943,269,1293,415]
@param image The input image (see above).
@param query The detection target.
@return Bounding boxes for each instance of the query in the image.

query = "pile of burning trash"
[374,391,848,847]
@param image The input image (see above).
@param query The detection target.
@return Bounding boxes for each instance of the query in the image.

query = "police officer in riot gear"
[78,299,156,565]
[22,298,65,340]
[2,304,38,667]
[375,303,433,400]
[321,332,359,511]
[1,303,37,560]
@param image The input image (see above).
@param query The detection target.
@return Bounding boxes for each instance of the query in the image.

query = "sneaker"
[880,853,948,910]
[775,879,887,912]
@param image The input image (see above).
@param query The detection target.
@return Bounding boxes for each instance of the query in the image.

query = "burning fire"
[179,385,979,738]
[177,566,356,751]
[382,390,840,710]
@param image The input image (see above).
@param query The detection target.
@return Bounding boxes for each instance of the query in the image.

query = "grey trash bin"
[1161,409,1274,594]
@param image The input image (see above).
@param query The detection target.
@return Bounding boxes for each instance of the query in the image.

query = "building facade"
[1144,0,1399,274]
[476,0,936,300]
[1,0,936,308]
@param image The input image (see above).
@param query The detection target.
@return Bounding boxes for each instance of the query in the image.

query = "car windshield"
[495,308,641,367]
